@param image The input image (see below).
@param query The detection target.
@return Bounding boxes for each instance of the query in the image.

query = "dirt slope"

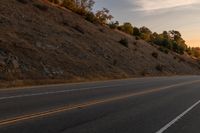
[0,0,200,87]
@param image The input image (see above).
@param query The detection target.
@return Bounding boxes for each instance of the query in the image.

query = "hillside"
[0,0,200,87]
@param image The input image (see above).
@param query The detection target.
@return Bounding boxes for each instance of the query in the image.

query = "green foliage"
[119,38,129,48]
[85,12,98,23]
[118,22,133,35]
[139,26,152,41]
[47,0,194,57]
[60,0,76,11]
[150,30,187,54]
[49,0,113,25]
[133,27,141,36]
[59,0,95,13]
[109,21,119,29]
[158,47,169,54]
[95,8,113,25]
[118,25,188,55]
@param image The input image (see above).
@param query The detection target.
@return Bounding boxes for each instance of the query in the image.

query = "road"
[0,76,200,133]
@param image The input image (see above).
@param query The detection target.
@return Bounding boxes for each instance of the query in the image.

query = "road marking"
[0,80,200,127]
[0,77,142,92]
[0,80,200,101]
[156,100,200,133]
[0,84,123,100]
[0,87,177,126]
[0,76,194,92]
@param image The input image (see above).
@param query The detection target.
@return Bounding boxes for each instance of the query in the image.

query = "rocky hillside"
[0,0,200,87]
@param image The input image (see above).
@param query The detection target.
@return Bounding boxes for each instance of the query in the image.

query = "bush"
[16,0,28,4]
[141,69,149,76]
[152,52,158,59]
[99,28,105,33]
[85,12,98,24]
[173,56,177,60]
[48,0,59,4]
[113,60,117,66]
[73,25,85,34]
[133,42,137,45]
[95,8,113,25]
[158,47,169,54]
[118,22,133,35]
[155,64,163,71]
[135,36,140,40]
[119,38,129,48]
[33,3,48,11]
[109,21,119,29]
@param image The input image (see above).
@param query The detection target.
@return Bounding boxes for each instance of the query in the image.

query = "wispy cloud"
[133,0,199,11]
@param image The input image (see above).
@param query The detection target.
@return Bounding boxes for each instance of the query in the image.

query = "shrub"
[113,60,117,66]
[99,28,105,33]
[109,21,119,29]
[152,52,158,59]
[16,0,28,4]
[119,38,129,48]
[48,0,59,4]
[135,36,140,40]
[118,22,133,35]
[141,69,149,76]
[133,42,137,45]
[62,21,69,26]
[33,3,48,11]
[73,25,85,34]
[95,8,113,25]
[133,27,141,36]
[156,64,163,71]
[173,56,177,60]
[85,12,98,24]
[158,47,169,54]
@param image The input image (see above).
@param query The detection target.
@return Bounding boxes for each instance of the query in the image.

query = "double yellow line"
[0,80,199,127]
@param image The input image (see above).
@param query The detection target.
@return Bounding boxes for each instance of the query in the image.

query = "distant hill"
[0,0,200,88]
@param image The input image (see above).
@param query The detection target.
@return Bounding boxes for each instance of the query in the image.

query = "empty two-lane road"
[0,76,200,133]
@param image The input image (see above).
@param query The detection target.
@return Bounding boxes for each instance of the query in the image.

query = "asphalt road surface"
[0,76,200,133]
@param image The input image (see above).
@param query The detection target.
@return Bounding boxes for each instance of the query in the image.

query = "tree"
[75,0,95,13]
[60,0,95,15]
[95,8,113,25]
[139,26,152,41]
[109,21,119,29]
[169,30,182,41]
[118,22,133,35]
[162,31,169,39]
[61,0,76,10]
[133,27,141,36]
[140,26,152,34]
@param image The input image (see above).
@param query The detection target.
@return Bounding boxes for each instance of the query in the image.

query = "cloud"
[133,0,199,11]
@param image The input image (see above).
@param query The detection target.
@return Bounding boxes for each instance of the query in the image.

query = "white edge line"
[156,100,200,133]
[0,84,121,100]
[0,80,200,101]
[1,76,196,92]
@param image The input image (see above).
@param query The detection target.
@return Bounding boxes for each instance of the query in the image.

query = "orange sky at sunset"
[186,40,199,47]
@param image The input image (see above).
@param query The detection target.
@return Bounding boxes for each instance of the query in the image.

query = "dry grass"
[0,0,200,88]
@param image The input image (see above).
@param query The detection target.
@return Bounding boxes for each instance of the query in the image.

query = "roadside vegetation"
[46,0,200,59]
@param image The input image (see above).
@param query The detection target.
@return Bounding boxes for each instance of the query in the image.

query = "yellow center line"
[0,80,199,127]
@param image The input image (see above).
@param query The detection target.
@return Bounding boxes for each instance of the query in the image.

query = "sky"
[94,0,200,47]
